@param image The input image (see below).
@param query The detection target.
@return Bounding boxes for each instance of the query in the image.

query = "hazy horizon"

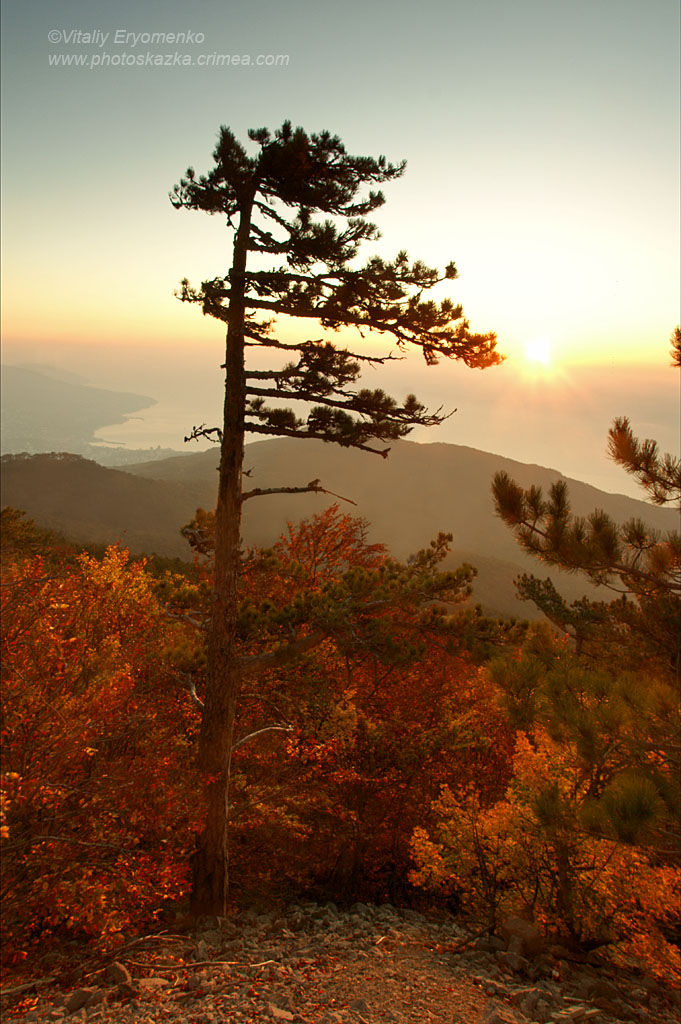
[2,339,678,500]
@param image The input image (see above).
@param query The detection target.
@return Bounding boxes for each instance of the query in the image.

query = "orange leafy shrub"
[1,545,200,978]
[410,728,681,981]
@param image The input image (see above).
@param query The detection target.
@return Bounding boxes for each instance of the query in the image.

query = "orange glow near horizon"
[0,288,672,372]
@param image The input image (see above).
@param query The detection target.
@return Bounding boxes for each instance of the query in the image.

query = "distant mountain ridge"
[2,439,675,619]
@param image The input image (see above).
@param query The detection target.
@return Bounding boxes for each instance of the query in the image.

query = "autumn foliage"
[176,506,515,904]
[1,532,201,977]
[410,629,681,980]
[1,505,679,988]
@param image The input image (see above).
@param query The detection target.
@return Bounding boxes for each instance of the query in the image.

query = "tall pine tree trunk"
[190,198,253,918]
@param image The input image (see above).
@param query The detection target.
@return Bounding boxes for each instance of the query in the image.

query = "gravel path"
[2,903,679,1024]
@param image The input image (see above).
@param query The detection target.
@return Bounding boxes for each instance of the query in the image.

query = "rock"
[484,980,510,997]
[104,961,131,985]
[534,998,553,1023]
[615,1002,641,1021]
[548,944,573,959]
[64,989,98,1014]
[592,996,620,1016]
[482,999,525,1023]
[497,950,530,973]
[350,903,371,918]
[510,987,545,1016]
[569,976,597,1002]
[268,1005,295,1021]
[501,916,544,958]
[138,976,171,991]
[401,908,426,924]
[465,952,499,971]
[115,981,141,1000]
[640,974,666,997]
[350,997,370,1012]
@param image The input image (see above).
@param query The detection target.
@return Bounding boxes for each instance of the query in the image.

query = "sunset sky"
[1,0,679,494]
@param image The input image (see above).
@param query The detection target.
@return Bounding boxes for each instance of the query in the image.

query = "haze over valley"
[3,435,677,620]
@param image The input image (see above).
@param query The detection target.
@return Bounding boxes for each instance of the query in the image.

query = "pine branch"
[492,471,680,595]
[243,335,404,363]
[237,629,327,674]
[246,421,391,457]
[245,383,446,424]
[241,480,357,505]
[607,417,681,506]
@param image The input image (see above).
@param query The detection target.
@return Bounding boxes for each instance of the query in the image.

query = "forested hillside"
[2,439,676,618]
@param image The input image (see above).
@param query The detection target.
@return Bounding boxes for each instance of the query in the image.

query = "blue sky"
[1,0,679,494]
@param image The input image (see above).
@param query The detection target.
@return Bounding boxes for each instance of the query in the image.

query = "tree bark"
[190,193,254,918]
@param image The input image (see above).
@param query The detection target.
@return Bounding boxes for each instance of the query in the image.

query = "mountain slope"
[0,453,213,558]
[3,439,675,617]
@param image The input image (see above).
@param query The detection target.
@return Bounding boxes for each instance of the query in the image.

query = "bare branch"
[241,692,289,718]
[0,977,57,1000]
[231,724,293,753]
[187,678,204,710]
[124,956,281,971]
[165,668,205,709]
[241,480,357,505]
[33,835,139,853]
[163,606,207,631]
[184,424,223,444]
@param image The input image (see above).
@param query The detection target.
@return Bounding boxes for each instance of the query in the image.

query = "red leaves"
[1,545,200,978]
[223,510,513,902]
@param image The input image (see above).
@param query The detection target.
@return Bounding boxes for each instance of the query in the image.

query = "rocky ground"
[2,903,679,1024]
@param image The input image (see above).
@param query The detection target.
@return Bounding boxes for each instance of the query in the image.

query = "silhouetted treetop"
[171,122,405,220]
[171,121,501,375]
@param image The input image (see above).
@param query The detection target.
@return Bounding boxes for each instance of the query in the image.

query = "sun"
[525,338,552,366]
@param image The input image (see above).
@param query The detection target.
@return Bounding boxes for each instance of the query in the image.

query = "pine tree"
[490,351,681,860]
[170,122,501,915]
[491,344,680,659]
